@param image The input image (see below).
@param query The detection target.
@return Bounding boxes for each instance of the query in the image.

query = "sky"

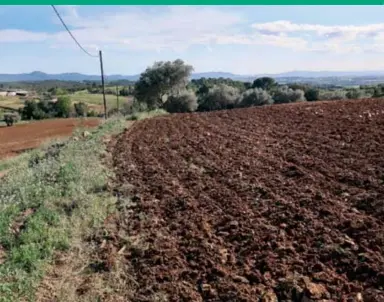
[1,5,384,75]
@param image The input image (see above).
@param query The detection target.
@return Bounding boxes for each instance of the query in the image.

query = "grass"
[126,109,168,121]
[0,96,24,110]
[0,153,32,172]
[0,116,127,301]
[69,93,134,114]
[70,93,133,108]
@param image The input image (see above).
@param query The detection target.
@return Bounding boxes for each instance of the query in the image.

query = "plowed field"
[105,99,384,301]
[0,118,100,159]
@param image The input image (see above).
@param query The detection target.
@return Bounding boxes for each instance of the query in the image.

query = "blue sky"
[1,5,384,75]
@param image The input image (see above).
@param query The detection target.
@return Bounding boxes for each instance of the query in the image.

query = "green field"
[0,96,24,110]
[0,93,133,115]
[69,92,133,112]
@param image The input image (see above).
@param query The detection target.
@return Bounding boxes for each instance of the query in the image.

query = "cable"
[51,5,99,58]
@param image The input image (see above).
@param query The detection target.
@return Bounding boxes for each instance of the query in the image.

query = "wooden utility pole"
[99,50,107,119]
[116,85,120,111]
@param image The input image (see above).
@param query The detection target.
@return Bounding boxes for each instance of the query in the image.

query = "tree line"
[132,59,384,114]
[3,58,384,126]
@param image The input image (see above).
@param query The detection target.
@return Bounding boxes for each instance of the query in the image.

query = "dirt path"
[0,118,100,159]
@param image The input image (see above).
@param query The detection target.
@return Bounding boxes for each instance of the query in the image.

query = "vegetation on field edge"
[0,116,128,301]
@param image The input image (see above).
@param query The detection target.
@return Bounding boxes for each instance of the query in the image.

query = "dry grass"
[0,96,24,109]
[0,117,127,301]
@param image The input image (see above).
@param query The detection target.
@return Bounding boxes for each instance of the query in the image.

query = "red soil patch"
[99,99,384,301]
[0,118,100,159]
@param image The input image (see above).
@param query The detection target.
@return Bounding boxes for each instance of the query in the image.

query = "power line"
[51,5,108,119]
[51,5,99,58]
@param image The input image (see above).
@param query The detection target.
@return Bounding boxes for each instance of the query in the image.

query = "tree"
[134,59,193,109]
[21,100,40,120]
[318,90,347,100]
[305,88,320,102]
[164,90,198,113]
[48,87,67,95]
[119,87,130,96]
[38,99,56,117]
[239,88,273,107]
[55,96,72,118]
[346,88,372,99]
[198,84,240,112]
[273,86,306,104]
[252,77,277,90]
[4,113,20,127]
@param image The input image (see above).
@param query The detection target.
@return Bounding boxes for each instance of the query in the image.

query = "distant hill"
[2,70,384,83]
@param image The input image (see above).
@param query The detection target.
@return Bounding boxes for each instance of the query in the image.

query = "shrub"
[273,86,306,104]
[4,112,20,127]
[198,84,240,111]
[121,100,148,116]
[21,99,61,120]
[74,102,88,117]
[252,77,277,90]
[107,108,122,117]
[164,90,198,113]
[87,110,98,117]
[239,88,273,107]
[38,100,56,118]
[55,96,72,118]
[305,88,320,102]
[346,88,372,99]
[318,90,347,100]
[21,100,39,120]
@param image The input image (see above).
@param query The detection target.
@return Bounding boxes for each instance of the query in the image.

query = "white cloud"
[251,20,384,53]
[2,8,384,56]
[0,29,48,43]
[48,6,244,52]
[251,20,384,39]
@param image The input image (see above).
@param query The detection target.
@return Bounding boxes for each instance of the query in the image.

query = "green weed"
[0,116,126,301]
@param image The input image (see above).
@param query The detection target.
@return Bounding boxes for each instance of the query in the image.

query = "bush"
[4,112,20,127]
[21,100,39,120]
[252,77,277,90]
[318,90,347,100]
[121,100,148,116]
[21,99,62,120]
[239,88,273,107]
[273,86,306,104]
[107,108,122,117]
[55,96,72,118]
[74,102,88,117]
[87,110,98,117]
[346,88,372,99]
[164,90,198,113]
[198,84,240,111]
[305,88,320,102]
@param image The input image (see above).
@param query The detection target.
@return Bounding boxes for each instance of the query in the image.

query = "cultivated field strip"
[105,99,384,301]
[0,118,100,159]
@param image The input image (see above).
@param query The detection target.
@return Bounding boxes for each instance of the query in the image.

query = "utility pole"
[99,50,107,119]
[116,85,120,111]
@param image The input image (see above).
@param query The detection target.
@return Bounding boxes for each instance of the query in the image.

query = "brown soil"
[0,118,100,159]
[99,99,384,301]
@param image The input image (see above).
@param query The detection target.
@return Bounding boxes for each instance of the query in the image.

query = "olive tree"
[198,84,240,111]
[319,90,347,100]
[273,86,306,104]
[239,88,273,107]
[134,59,194,110]
[346,88,372,99]
[4,112,20,127]
[164,90,198,113]
[252,77,277,90]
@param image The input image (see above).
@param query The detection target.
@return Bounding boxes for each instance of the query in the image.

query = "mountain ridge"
[2,70,384,82]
